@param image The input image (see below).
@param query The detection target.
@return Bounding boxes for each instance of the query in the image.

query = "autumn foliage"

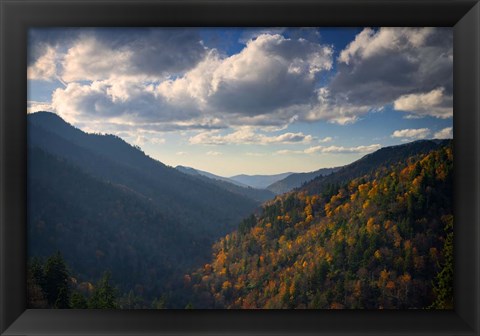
[188,144,453,309]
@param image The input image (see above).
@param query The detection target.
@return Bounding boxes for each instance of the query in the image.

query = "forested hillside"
[28,148,201,300]
[188,142,453,309]
[27,112,263,306]
[28,112,259,237]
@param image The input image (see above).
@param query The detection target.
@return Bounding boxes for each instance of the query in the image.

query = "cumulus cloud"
[28,28,81,65]
[28,28,207,83]
[189,128,314,145]
[27,46,58,81]
[339,27,435,65]
[238,28,286,44]
[28,27,452,138]
[304,88,373,124]
[391,128,431,140]
[51,80,203,127]
[158,34,333,120]
[208,34,332,115]
[433,127,453,139]
[37,31,336,132]
[329,27,452,119]
[61,37,131,82]
[61,29,207,82]
[393,88,452,119]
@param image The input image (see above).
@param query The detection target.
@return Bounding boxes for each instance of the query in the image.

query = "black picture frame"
[1,0,479,335]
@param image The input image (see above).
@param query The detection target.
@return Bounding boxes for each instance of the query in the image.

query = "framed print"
[1,0,479,335]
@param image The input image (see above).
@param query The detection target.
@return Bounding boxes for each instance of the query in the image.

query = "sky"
[27,27,453,177]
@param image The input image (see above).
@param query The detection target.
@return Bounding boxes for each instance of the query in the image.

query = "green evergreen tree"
[27,263,48,308]
[430,216,454,309]
[54,286,70,308]
[152,296,167,309]
[43,252,70,306]
[89,272,118,309]
[70,291,88,309]
[29,257,46,290]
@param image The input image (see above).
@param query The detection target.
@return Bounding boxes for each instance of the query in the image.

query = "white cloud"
[176,151,187,156]
[276,144,381,155]
[206,151,222,156]
[156,50,221,107]
[304,144,381,154]
[60,29,207,82]
[319,136,333,143]
[51,80,202,127]
[35,31,336,132]
[61,37,131,82]
[189,128,314,145]
[28,28,452,140]
[56,32,334,126]
[330,27,453,120]
[433,127,453,139]
[275,149,302,155]
[238,28,286,44]
[157,34,333,122]
[339,28,435,65]
[305,88,372,125]
[393,88,452,119]
[391,128,431,139]
[27,46,57,81]
[27,101,54,113]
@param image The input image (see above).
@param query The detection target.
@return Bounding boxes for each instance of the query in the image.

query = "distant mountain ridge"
[266,167,341,194]
[176,165,275,203]
[300,139,451,195]
[229,172,293,189]
[176,165,249,188]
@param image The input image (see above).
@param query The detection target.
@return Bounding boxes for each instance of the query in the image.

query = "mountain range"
[175,165,275,202]
[177,165,343,196]
[266,167,341,194]
[229,172,293,189]
[27,111,452,309]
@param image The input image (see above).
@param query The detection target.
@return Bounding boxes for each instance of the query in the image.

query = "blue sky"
[27,27,453,176]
